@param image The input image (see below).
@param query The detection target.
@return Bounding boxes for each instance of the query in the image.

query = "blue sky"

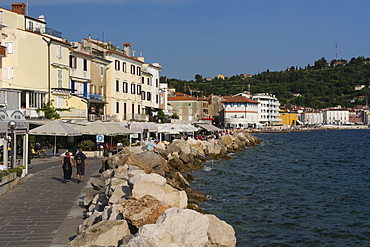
[1,0,370,80]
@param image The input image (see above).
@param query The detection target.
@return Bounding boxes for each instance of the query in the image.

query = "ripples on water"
[190,129,370,246]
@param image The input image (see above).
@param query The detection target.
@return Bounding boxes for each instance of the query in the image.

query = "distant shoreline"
[249,125,369,133]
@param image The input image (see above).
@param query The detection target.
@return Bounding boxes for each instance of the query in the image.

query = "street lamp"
[8,120,16,169]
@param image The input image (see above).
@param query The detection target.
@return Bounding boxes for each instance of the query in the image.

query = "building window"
[28,21,33,31]
[26,91,45,109]
[131,83,136,94]
[56,45,62,59]
[122,62,126,72]
[147,92,151,101]
[5,41,14,54]
[138,105,141,114]
[188,102,192,106]
[83,59,88,71]
[99,86,104,96]
[131,65,135,74]
[116,79,119,92]
[69,55,77,68]
[141,91,146,100]
[141,77,144,84]
[116,101,119,113]
[137,67,141,76]
[100,65,104,77]
[57,69,62,88]
[4,66,14,80]
[156,95,159,104]
[137,85,141,95]
[156,78,159,87]
[115,60,120,70]
[147,78,150,85]
[123,81,128,93]
[178,102,182,107]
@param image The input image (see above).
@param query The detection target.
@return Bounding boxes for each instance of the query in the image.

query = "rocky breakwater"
[68,132,260,247]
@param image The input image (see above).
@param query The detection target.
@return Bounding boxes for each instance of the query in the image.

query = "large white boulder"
[129,173,167,187]
[123,208,209,247]
[131,181,187,208]
[69,220,130,247]
[206,214,236,247]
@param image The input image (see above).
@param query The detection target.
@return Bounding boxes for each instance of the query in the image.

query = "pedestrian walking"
[74,148,87,183]
[61,151,73,183]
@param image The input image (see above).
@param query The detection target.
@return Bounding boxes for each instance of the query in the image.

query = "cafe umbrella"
[29,120,82,156]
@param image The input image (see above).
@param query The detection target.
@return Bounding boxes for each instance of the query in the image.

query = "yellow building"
[0,10,6,89]
[83,39,161,122]
[1,3,71,117]
[279,111,299,128]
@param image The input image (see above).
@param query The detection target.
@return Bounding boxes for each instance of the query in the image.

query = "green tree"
[195,74,203,82]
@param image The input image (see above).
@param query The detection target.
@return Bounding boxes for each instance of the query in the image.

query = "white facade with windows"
[222,96,260,128]
[300,111,323,126]
[252,93,281,126]
[323,110,349,125]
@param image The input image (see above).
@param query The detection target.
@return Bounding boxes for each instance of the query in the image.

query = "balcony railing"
[45,27,62,38]
[26,26,62,38]
[25,27,46,34]
[89,93,103,101]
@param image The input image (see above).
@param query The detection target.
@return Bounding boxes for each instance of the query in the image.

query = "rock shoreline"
[68,132,261,247]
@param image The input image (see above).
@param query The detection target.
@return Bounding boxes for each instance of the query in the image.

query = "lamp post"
[42,37,51,104]
[8,120,16,169]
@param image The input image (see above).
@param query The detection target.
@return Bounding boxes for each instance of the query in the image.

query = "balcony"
[26,26,62,38]
[0,45,6,57]
[25,26,46,34]
[89,93,103,101]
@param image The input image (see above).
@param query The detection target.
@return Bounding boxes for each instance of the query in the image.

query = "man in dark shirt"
[74,148,87,183]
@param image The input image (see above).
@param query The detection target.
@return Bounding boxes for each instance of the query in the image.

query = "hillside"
[162,56,370,109]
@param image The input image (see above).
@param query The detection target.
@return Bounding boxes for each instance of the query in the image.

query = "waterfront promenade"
[0,156,103,247]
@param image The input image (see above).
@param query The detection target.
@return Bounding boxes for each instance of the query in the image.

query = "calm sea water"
[190,129,370,247]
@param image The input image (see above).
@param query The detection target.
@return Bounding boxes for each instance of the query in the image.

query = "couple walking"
[61,148,88,183]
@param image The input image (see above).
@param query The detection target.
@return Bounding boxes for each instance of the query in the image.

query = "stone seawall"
[68,132,261,247]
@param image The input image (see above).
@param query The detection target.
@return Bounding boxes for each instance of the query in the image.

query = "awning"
[73,120,121,136]
[128,122,158,132]
[156,124,198,134]
[194,123,220,132]
[29,120,81,136]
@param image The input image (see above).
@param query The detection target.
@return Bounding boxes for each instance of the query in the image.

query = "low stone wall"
[0,172,20,195]
[68,132,260,247]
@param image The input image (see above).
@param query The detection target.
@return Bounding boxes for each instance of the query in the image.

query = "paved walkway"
[0,156,103,247]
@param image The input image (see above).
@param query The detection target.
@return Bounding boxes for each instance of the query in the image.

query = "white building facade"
[299,111,324,126]
[222,96,260,128]
[252,93,281,126]
[323,110,349,125]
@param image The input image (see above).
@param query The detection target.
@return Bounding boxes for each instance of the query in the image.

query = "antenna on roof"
[335,40,338,59]
[26,0,29,15]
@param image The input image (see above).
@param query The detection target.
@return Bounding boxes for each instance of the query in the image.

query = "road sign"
[96,134,104,143]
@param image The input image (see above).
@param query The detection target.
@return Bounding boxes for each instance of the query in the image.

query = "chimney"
[123,43,131,57]
[38,15,46,22]
[12,3,26,15]
[138,52,145,62]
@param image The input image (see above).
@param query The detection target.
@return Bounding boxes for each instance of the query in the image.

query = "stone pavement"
[0,155,103,247]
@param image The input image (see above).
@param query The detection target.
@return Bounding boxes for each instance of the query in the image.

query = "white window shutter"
[57,69,62,87]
